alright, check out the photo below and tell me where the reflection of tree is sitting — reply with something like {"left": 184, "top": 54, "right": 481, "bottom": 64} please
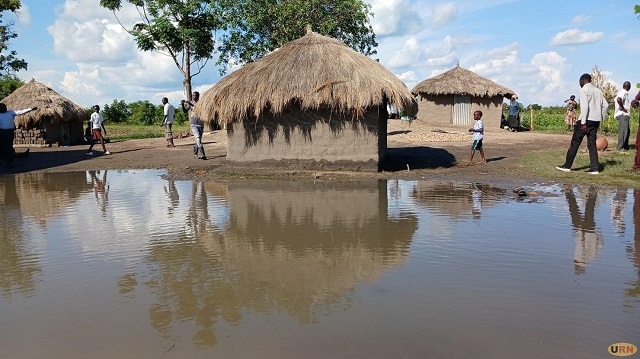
{"left": 0, "top": 176, "right": 41, "bottom": 298}
{"left": 565, "top": 186, "right": 603, "bottom": 275}
{"left": 133, "top": 180, "right": 417, "bottom": 349}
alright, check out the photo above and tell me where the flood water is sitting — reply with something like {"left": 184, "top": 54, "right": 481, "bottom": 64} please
{"left": 1, "top": 170, "right": 639, "bottom": 359}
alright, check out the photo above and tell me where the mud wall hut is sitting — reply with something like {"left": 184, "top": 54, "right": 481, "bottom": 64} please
{"left": 411, "top": 66, "right": 515, "bottom": 127}
{"left": 194, "top": 30, "right": 417, "bottom": 172}
{"left": 1, "top": 79, "right": 89, "bottom": 146}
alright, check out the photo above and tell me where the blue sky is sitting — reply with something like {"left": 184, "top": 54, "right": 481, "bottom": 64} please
{"left": 6, "top": 0, "right": 640, "bottom": 108}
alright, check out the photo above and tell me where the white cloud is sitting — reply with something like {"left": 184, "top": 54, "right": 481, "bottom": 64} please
{"left": 550, "top": 29, "right": 604, "bottom": 45}
{"left": 368, "top": 0, "right": 422, "bottom": 37}
{"left": 428, "top": 3, "right": 458, "bottom": 29}
{"left": 572, "top": 15, "right": 590, "bottom": 23}
{"left": 15, "top": 4, "right": 30, "bottom": 25}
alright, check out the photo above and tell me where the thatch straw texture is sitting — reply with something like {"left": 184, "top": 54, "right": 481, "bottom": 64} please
{"left": 411, "top": 65, "right": 515, "bottom": 98}
{"left": 1, "top": 79, "right": 88, "bottom": 128}
{"left": 195, "top": 30, "right": 417, "bottom": 125}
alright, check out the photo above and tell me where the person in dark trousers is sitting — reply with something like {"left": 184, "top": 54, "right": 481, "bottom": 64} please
{"left": 181, "top": 91, "right": 206, "bottom": 160}
{"left": 0, "top": 103, "right": 37, "bottom": 168}
{"left": 556, "top": 73, "right": 608, "bottom": 175}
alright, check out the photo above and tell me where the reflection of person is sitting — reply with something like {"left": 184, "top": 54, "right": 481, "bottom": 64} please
{"left": 90, "top": 170, "right": 109, "bottom": 215}
{"left": 614, "top": 81, "right": 631, "bottom": 152}
{"left": 556, "top": 73, "right": 608, "bottom": 175}
{"left": 471, "top": 188, "right": 482, "bottom": 219}
{"left": 181, "top": 91, "right": 206, "bottom": 160}
{"left": 0, "top": 103, "right": 37, "bottom": 168}
{"left": 564, "top": 95, "right": 578, "bottom": 131}
{"left": 161, "top": 97, "right": 176, "bottom": 148}
{"left": 506, "top": 95, "right": 521, "bottom": 132}
{"left": 611, "top": 188, "right": 627, "bottom": 235}
{"left": 165, "top": 179, "right": 180, "bottom": 215}
{"left": 86, "top": 105, "right": 111, "bottom": 156}
{"left": 468, "top": 110, "right": 486, "bottom": 164}
{"left": 565, "top": 186, "right": 603, "bottom": 274}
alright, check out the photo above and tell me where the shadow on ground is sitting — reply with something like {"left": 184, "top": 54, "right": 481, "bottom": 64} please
{"left": 0, "top": 148, "right": 101, "bottom": 175}
{"left": 383, "top": 146, "right": 457, "bottom": 171}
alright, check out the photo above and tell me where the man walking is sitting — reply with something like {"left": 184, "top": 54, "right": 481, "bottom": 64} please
{"left": 615, "top": 81, "right": 631, "bottom": 152}
{"left": 181, "top": 91, "right": 206, "bottom": 160}
{"left": 556, "top": 73, "right": 608, "bottom": 175}
{"left": 161, "top": 97, "right": 176, "bottom": 147}
{"left": 86, "top": 105, "right": 110, "bottom": 156}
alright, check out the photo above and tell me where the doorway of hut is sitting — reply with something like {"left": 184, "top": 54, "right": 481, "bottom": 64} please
{"left": 453, "top": 95, "right": 471, "bottom": 126}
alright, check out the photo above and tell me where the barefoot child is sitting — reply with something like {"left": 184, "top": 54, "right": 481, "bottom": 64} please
{"left": 469, "top": 110, "right": 486, "bottom": 164}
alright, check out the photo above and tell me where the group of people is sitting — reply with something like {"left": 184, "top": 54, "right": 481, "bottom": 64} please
{"left": 84, "top": 90, "right": 208, "bottom": 160}
{"left": 556, "top": 73, "right": 640, "bottom": 175}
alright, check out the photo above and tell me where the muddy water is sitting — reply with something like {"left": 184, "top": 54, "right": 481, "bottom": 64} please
{"left": 1, "top": 171, "right": 639, "bottom": 359}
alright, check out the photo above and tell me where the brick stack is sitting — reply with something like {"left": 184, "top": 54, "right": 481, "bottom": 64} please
{"left": 13, "top": 128, "right": 50, "bottom": 147}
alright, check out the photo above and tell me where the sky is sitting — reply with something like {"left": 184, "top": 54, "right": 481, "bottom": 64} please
{"left": 6, "top": 0, "right": 640, "bottom": 109}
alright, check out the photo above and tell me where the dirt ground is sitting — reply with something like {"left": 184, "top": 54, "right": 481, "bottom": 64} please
{"left": 2, "top": 119, "right": 574, "bottom": 186}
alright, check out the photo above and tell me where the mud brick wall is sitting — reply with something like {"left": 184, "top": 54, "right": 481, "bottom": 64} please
{"left": 13, "top": 128, "right": 49, "bottom": 146}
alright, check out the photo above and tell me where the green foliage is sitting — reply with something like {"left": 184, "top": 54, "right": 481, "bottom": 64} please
{"left": 520, "top": 105, "right": 640, "bottom": 135}
{"left": 216, "top": 0, "right": 377, "bottom": 71}
{"left": 0, "top": 73, "right": 23, "bottom": 98}
{"left": 635, "top": 4, "right": 640, "bottom": 17}
{"left": 102, "top": 99, "right": 130, "bottom": 123}
{"left": 0, "top": 0, "right": 27, "bottom": 75}
{"left": 99, "top": 0, "right": 223, "bottom": 98}
{"left": 128, "top": 100, "right": 161, "bottom": 125}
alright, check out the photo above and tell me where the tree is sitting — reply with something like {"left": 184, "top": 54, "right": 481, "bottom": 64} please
{"left": 99, "top": 0, "right": 223, "bottom": 101}
{"left": 0, "top": 73, "right": 23, "bottom": 98}
{"left": 216, "top": 0, "right": 377, "bottom": 70}
{"left": 635, "top": 4, "right": 640, "bottom": 18}
{"left": 0, "top": 0, "right": 27, "bottom": 75}
{"left": 128, "top": 100, "right": 161, "bottom": 125}
{"left": 102, "top": 99, "right": 130, "bottom": 123}
{"left": 590, "top": 65, "right": 618, "bottom": 104}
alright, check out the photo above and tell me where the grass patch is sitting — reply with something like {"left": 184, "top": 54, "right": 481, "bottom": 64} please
{"left": 522, "top": 147, "right": 640, "bottom": 188}
{"left": 105, "top": 123, "right": 192, "bottom": 141}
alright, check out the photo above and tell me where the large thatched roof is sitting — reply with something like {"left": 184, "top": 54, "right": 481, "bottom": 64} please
{"left": 195, "top": 30, "right": 418, "bottom": 125}
{"left": 411, "top": 65, "right": 515, "bottom": 98}
{"left": 1, "top": 79, "right": 88, "bottom": 128}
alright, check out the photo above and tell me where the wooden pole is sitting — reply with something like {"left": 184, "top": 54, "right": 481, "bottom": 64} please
{"left": 530, "top": 106, "right": 534, "bottom": 131}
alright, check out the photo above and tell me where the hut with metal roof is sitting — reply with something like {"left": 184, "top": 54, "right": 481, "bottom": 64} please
{"left": 195, "top": 29, "right": 417, "bottom": 171}
{"left": 411, "top": 66, "right": 515, "bottom": 126}
{"left": 1, "top": 79, "right": 89, "bottom": 146}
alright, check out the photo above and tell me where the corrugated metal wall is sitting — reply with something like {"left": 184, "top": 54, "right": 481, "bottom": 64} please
{"left": 453, "top": 95, "right": 471, "bottom": 126}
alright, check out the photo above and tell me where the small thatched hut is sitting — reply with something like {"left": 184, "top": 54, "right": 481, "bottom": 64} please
{"left": 411, "top": 66, "right": 515, "bottom": 126}
{"left": 1, "top": 79, "right": 89, "bottom": 146}
{"left": 195, "top": 29, "right": 417, "bottom": 171}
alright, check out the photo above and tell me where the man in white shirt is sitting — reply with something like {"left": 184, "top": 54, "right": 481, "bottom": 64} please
{"left": 86, "top": 105, "right": 110, "bottom": 156}
{"left": 161, "top": 97, "right": 176, "bottom": 147}
{"left": 556, "top": 73, "right": 608, "bottom": 175}
{"left": 614, "top": 81, "right": 631, "bottom": 152}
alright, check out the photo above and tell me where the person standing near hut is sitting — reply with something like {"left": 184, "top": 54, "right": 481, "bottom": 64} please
{"left": 614, "top": 81, "right": 632, "bottom": 152}
{"left": 468, "top": 110, "right": 486, "bottom": 164}
{"left": 181, "top": 91, "right": 206, "bottom": 160}
{"left": 556, "top": 73, "right": 608, "bottom": 175}
{"left": 564, "top": 95, "right": 578, "bottom": 131}
{"left": 86, "top": 105, "right": 111, "bottom": 156}
{"left": 160, "top": 97, "right": 176, "bottom": 147}
{"left": 0, "top": 103, "right": 37, "bottom": 168}
{"left": 632, "top": 92, "right": 640, "bottom": 171}
{"left": 506, "top": 95, "right": 522, "bottom": 132}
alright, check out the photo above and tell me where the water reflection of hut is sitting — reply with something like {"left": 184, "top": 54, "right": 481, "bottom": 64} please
{"left": 141, "top": 180, "right": 418, "bottom": 346}
{"left": 411, "top": 181, "right": 506, "bottom": 219}
{"left": 1, "top": 79, "right": 89, "bottom": 146}
{"left": 194, "top": 30, "right": 418, "bottom": 171}
{"left": 411, "top": 66, "right": 515, "bottom": 126}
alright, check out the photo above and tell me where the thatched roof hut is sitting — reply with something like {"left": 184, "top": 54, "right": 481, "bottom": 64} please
{"left": 195, "top": 30, "right": 417, "bottom": 171}
{"left": 411, "top": 65, "right": 516, "bottom": 126}
{"left": 2, "top": 79, "right": 89, "bottom": 145}
{"left": 195, "top": 30, "right": 417, "bottom": 125}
